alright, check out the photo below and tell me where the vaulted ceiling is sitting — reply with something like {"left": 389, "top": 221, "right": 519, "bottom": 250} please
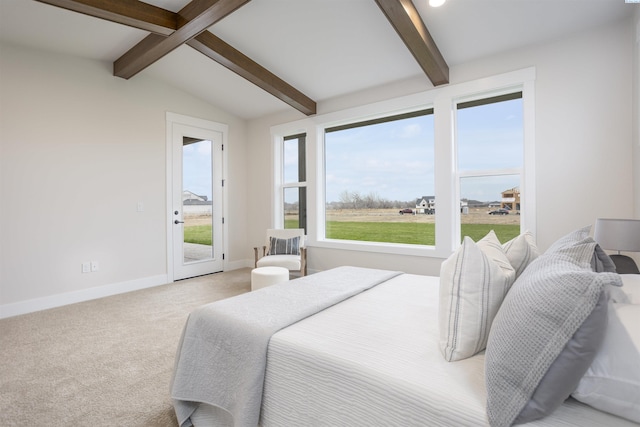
{"left": 0, "top": 0, "right": 632, "bottom": 119}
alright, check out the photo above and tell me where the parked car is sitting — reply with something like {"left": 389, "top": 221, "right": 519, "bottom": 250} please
{"left": 488, "top": 208, "right": 510, "bottom": 215}
{"left": 399, "top": 208, "right": 413, "bottom": 214}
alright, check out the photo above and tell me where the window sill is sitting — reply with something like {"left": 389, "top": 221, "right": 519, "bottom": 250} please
{"left": 309, "top": 239, "right": 450, "bottom": 258}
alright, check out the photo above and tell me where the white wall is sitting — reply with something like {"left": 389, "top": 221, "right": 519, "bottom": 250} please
{"left": 454, "top": 19, "right": 634, "bottom": 250}
{"left": 0, "top": 43, "right": 248, "bottom": 315}
{"left": 633, "top": 8, "right": 640, "bottom": 268}
{"left": 247, "top": 18, "right": 636, "bottom": 276}
{"left": 634, "top": 8, "right": 640, "bottom": 219}
{"left": 1, "top": 15, "right": 636, "bottom": 315}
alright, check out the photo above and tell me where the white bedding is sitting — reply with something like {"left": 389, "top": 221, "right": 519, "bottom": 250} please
{"left": 173, "top": 267, "right": 400, "bottom": 427}
{"left": 259, "top": 273, "right": 637, "bottom": 427}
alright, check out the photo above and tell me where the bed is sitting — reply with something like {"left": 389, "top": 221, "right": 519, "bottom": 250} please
{"left": 171, "top": 229, "right": 640, "bottom": 427}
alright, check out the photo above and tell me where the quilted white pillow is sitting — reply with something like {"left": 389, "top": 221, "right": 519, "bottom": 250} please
{"left": 502, "top": 230, "right": 539, "bottom": 278}
{"left": 572, "top": 302, "right": 640, "bottom": 423}
{"left": 439, "top": 230, "right": 516, "bottom": 362}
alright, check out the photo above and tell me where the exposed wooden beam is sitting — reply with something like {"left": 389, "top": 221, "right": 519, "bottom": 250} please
{"left": 189, "top": 32, "right": 316, "bottom": 116}
{"left": 35, "top": 0, "right": 177, "bottom": 35}
{"left": 374, "top": 0, "right": 449, "bottom": 86}
{"left": 114, "top": 0, "right": 251, "bottom": 79}
{"left": 36, "top": 0, "right": 317, "bottom": 115}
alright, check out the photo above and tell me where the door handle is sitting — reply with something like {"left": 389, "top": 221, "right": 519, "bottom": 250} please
{"left": 174, "top": 220, "right": 184, "bottom": 224}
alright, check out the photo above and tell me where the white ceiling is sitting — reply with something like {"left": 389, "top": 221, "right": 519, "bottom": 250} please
{"left": 0, "top": 0, "right": 633, "bottom": 119}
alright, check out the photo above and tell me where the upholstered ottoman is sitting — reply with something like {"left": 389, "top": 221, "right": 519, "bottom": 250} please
{"left": 251, "top": 266, "right": 289, "bottom": 291}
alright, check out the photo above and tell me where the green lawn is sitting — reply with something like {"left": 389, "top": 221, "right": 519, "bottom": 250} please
{"left": 275, "top": 219, "right": 522, "bottom": 246}
{"left": 309, "top": 221, "right": 520, "bottom": 245}
{"left": 325, "top": 221, "right": 434, "bottom": 245}
{"left": 459, "top": 224, "right": 521, "bottom": 243}
{"left": 184, "top": 225, "right": 212, "bottom": 246}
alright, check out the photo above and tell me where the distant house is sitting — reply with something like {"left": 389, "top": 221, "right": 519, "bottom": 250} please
{"left": 183, "top": 190, "right": 212, "bottom": 215}
{"left": 415, "top": 196, "right": 467, "bottom": 214}
{"left": 183, "top": 190, "right": 209, "bottom": 204}
{"left": 501, "top": 187, "right": 520, "bottom": 211}
{"left": 415, "top": 196, "right": 435, "bottom": 214}
{"left": 460, "top": 200, "right": 469, "bottom": 214}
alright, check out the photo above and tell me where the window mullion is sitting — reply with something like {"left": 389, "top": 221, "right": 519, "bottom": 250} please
{"left": 458, "top": 168, "right": 522, "bottom": 179}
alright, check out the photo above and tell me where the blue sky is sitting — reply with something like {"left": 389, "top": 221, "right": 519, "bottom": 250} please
{"left": 321, "top": 98, "right": 523, "bottom": 204}
{"left": 457, "top": 99, "right": 523, "bottom": 172}
{"left": 324, "top": 115, "right": 434, "bottom": 203}
{"left": 183, "top": 140, "right": 212, "bottom": 199}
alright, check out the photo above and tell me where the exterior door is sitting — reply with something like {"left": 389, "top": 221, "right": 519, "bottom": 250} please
{"left": 170, "top": 121, "right": 224, "bottom": 280}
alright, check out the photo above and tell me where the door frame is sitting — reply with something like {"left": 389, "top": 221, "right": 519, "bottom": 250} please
{"left": 166, "top": 112, "right": 228, "bottom": 282}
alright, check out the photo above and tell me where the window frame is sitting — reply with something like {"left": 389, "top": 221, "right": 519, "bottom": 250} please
{"left": 282, "top": 133, "right": 307, "bottom": 232}
{"left": 322, "top": 107, "right": 436, "bottom": 249}
{"left": 453, "top": 89, "right": 526, "bottom": 245}
{"left": 272, "top": 130, "right": 308, "bottom": 230}
{"left": 271, "top": 67, "right": 536, "bottom": 259}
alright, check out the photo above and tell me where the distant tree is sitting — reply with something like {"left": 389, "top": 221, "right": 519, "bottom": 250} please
{"left": 338, "top": 190, "right": 352, "bottom": 208}
{"left": 334, "top": 190, "right": 417, "bottom": 209}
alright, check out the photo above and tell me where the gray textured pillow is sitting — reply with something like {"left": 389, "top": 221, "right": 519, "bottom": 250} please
{"left": 591, "top": 244, "right": 617, "bottom": 273}
{"left": 514, "top": 289, "right": 608, "bottom": 423}
{"left": 485, "top": 231, "right": 622, "bottom": 427}
{"left": 544, "top": 225, "right": 591, "bottom": 253}
{"left": 268, "top": 236, "right": 300, "bottom": 255}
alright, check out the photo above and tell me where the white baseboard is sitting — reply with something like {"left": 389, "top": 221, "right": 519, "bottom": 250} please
{"left": 0, "top": 263, "right": 259, "bottom": 319}
{"left": 0, "top": 274, "right": 168, "bottom": 319}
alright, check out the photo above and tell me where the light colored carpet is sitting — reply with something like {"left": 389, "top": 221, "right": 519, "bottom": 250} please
{"left": 0, "top": 269, "right": 251, "bottom": 426}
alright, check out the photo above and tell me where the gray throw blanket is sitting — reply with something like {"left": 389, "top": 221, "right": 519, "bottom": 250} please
{"left": 171, "top": 266, "right": 401, "bottom": 427}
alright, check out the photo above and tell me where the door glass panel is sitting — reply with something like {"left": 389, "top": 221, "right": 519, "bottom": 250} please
{"left": 182, "top": 137, "right": 213, "bottom": 263}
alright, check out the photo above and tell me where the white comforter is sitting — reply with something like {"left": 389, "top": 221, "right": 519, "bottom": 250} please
{"left": 258, "top": 273, "right": 637, "bottom": 426}
{"left": 173, "top": 266, "right": 401, "bottom": 427}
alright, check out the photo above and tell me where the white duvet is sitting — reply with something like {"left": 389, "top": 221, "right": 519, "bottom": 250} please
{"left": 259, "top": 274, "right": 637, "bottom": 427}
{"left": 190, "top": 272, "right": 637, "bottom": 426}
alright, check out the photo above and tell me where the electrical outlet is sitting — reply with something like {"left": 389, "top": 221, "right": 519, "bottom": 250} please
{"left": 91, "top": 261, "right": 99, "bottom": 272}
{"left": 82, "top": 262, "right": 91, "bottom": 273}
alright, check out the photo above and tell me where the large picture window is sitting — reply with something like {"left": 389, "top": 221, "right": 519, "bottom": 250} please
{"left": 324, "top": 110, "right": 435, "bottom": 245}
{"left": 272, "top": 68, "right": 535, "bottom": 258}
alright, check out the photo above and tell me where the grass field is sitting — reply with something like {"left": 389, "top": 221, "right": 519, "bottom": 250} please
{"left": 184, "top": 208, "right": 521, "bottom": 247}
{"left": 302, "top": 221, "right": 519, "bottom": 245}
{"left": 289, "top": 207, "right": 521, "bottom": 245}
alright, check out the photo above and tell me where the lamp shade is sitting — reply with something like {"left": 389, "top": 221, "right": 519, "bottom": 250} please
{"left": 593, "top": 218, "right": 640, "bottom": 252}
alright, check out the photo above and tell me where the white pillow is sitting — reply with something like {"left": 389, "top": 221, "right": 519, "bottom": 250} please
{"left": 620, "top": 274, "right": 640, "bottom": 304}
{"left": 572, "top": 302, "right": 640, "bottom": 423}
{"left": 439, "top": 230, "right": 516, "bottom": 362}
{"left": 502, "top": 230, "right": 539, "bottom": 278}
